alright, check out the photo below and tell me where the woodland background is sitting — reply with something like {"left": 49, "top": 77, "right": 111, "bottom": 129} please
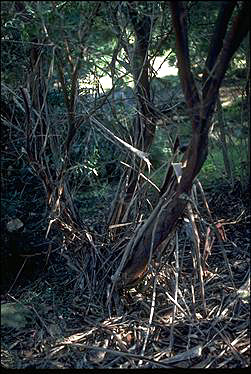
{"left": 1, "top": 1, "right": 250, "bottom": 368}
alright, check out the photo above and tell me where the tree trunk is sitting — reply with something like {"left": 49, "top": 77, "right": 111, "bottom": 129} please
{"left": 112, "top": 1, "right": 249, "bottom": 289}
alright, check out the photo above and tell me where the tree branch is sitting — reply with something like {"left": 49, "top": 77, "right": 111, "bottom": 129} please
{"left": 203, "top": 1, "right": 250, "bottom": 120}
{"left": 169, "top": 1, "right": 200, "bottom": 115}
{"left": 202, "top": 1, "right": 237, "bottom": 98}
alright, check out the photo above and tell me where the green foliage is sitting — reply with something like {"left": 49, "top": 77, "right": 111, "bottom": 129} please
{"left": 187, "top": 1, "right": 220, "bottom": 67}
{"left": 198, "top": 143, "right": 246, "bottom": 187}
{"left": 149, "top": 127, "right": 172, "bottom": 169}
{"left": 47, "top": 90, "right": 65, "bottom": 107}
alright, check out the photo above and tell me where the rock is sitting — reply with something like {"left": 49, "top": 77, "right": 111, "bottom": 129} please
{"left": 1, "top": 302, "right": 33, "bottom": 329}
{"left": 6, "top": 218, "right": 24, "bottom": 233}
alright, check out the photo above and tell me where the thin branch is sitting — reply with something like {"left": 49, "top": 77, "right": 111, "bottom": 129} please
{"left": 202, "top": 1, "right": 237, "bottom": 98}
{"left": 202, "top": 1, "right": 250, "bottom": 120}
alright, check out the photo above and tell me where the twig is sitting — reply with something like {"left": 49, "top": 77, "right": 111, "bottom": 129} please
{"left": 169, "top": 231, "right": 180, "bottom": 352}
{"left": 139, "top": 273, "right": 158, "bottom": 365}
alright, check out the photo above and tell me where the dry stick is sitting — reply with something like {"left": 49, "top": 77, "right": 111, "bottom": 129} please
{"left": 38, "top": 47, "right": 56, "bottom": 157}
{"left": 213, "top": 229, "right": 236, "bottom": 289}
{"left": 52, "top": 342, "right": 175, "bottom": 368}
{"left": 195, "top": 178, "right": 213, "bottom": 220}
{"left": 113, "top": 159, "right": 161, "bottom": 221}
{"left": 186, "top": 322, "right": 194, "bottom": 352}
{"left": 7, "top": 258, "right": 28, "bottom": 294}
{"left": 30, "top": 49, "right": 46, "bottom": 139}
{"left": 187, "top": 202, "right": 207, "bottom": 316}
{"left": 91, "top": 116, "right": 151, "bottom": 170}
{"left": 168, "top": 231, "right": 180, "bottom": 352}
{"left": 147, "top": 193, "right": 174, "bottom": 270}
{"left": 177, "top": 280, "right": 192, "bottom": 318}
{"left": 107, "top": 240, "right": 137, "bottom": 305}
{"left": 121, "top": 166, "right": 141, "bottom": 224}
{"left": 179, "top": 231, "right": 187, "bottom": 277}
{"left": 215, "top": 327, "right": 246, "bottom": 363}
{"left": 31, "top": 306, "right": 54, "bottom": 337}
{"left": 164, "top": 290, "right": 187, "bottom": 317}
{"left": 187, "top": 214, "right": 197, "bottom": 319}
{"left": 196, "top": 179, "right": 236, "bottom": 289}
{"left": 138, "top": 273, "right": 158, "bottom": 366}
{"left": 204, "top": 316, "right": 247, "bottom": 367}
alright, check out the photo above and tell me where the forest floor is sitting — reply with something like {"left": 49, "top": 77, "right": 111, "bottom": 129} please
{"left": 1, "top": 178, "right": 250, "bottom": 369}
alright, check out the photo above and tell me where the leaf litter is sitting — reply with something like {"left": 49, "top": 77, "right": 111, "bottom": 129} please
{"left": 1, "top": 182, "right": 250, "bottom": 369}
